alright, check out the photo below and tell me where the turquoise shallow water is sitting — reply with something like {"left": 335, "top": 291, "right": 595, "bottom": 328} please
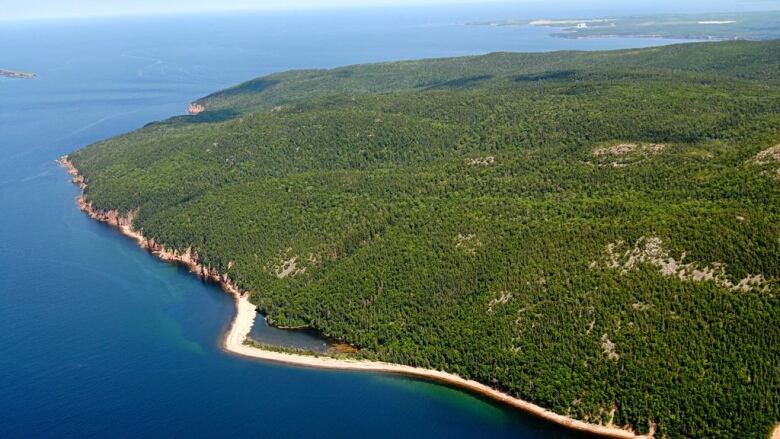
{"left": 0, "top": 6, "right": 701, "bottom": 438}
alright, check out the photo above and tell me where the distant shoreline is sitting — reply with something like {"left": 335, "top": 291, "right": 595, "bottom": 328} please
{"left": 466, "top": 22, "right": 739, "bottom": 42}
{"left": 466, "top": 10, "right": 780, "bottom": 42}
{"left": 60, "top": 154, "right": 653, "bottom": 439}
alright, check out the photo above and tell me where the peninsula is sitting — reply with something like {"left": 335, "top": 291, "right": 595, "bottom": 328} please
{"left": 0, "top": 69, "right": 36, "bottom": 79}
{"left": 64, "top": 40, "right": 779, "bottom": 438}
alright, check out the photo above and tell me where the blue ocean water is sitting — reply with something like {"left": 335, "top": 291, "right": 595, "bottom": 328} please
{"left": 0, "top": 5, "right": 725, "bottom": 438}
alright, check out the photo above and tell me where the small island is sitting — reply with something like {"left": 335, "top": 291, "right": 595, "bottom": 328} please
{"left": 0, "top": 69, "right": 36, "bottom": 79}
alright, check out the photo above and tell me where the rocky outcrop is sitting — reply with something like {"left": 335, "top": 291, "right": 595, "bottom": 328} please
{"left": 603, "top": 236, "right": 772, "bottom": 293}
{"left": 751, "top": 144, "right": 780, "bottom": 179}
{"left": 60, "top": 157, "right": 86, "bottom": 189}
{"left": 188, "top": 103, "right": 206, "bottom": 115}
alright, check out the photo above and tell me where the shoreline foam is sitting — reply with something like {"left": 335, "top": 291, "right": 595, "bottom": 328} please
{"left": 59, "top": 155, "right": 653, "bottom": 439}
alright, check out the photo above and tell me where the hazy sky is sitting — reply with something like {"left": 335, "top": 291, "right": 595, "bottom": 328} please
{"left": 2, "top": 0, "right": 779, "bottom": 21}
{"left": 0, "top": 0, "right": 524, "bottom": 20}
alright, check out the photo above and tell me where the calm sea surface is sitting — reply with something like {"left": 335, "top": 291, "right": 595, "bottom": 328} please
{"left": 0, "top": 5, "right": 709, "bottom": 438}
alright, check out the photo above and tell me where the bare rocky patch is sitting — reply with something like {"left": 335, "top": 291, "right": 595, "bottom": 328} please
{"left": 603, "top": 236, "right": 772, "bottom": 292}
{"left": 591, "top": 142, "right": 667, "bottom": 168}
{"left": 456, "top": 233, "right": 482, "bottom": 255}
{"left": 632, "top": 302, "right": 653, "bottom": 311}
{"left": 276, "top": 257, "right": 301, "bottom": 278}
{"left": 753, "top": 144, "right": 780, "bottom": 165}
{"left": 585, "top": 319, "right": 596, "bottom": 335}
{"left": 268, "top": 250, "right": 307, "bottom": 279}
{"left": 467, "top": 156, "right": 495, "bottom": 166}
{"left": 307, "top": 253, "right": 321, "bottom": 266}
{"left": 751, "top": 144, "right": 780, "bottom": 179}
{"left": 487, "top": 291, "right": 513, "bottom": 313}
{"left": 601, "top": 333, "right": 619, "bottom": 360}
{"left": 593, "top": 143, "right": 638, "bottom": 156}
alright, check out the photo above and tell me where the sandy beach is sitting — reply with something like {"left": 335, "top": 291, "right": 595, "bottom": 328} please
{"left": 61, "top": 154, "right": 653, "bottom": 439}
{"left": 223, "top": 293, "right": 652, "bottom": 439}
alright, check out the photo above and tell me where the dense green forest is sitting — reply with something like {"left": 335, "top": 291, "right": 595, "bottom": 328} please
{"left": 69, "top": 40, "right": 779, "bottom": 438}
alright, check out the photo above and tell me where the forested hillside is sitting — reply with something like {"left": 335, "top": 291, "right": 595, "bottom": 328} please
{"left": 68, "top": 40, "right": 780, "bottom": 438}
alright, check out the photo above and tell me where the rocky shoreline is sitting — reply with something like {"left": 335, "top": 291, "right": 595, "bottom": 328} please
{"left": 59, "top": 155, "right": 248, "bottom": 299}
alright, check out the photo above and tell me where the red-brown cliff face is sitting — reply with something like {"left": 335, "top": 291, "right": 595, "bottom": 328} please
{"left": 59, "top": 155, "right": 244, "bottom": 296}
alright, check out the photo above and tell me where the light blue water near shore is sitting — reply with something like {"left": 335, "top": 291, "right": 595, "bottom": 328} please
{"left": 0, "top": 6, "right": 712, "bottom": 438}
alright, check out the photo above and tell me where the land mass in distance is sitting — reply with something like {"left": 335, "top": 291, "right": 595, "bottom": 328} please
{"left": 469, "top": 11, "right": 780, "bottom": 41}
{"left": 0, "top": 69, "right": 36, "bottom": 79}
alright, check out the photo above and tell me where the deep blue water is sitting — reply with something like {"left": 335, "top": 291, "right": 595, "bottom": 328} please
{"left": 0, "top": 6, "right": 713, "bottom": 438}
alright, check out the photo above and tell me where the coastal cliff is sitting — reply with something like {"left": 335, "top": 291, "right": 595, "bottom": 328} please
{"left": 60, "top": 155, "right": 247, "bottom": 299}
